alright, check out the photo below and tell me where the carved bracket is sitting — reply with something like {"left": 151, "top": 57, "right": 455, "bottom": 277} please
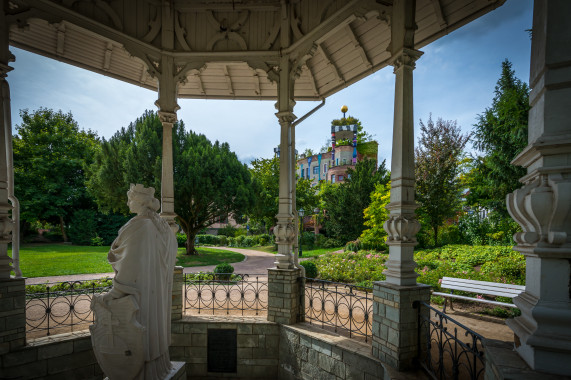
{"left": 389, "top": 48, "right": 423, "bottom": 73}
{"left": 383, "top": 215, "right": 421, "bottom": 244}
{"left": 507, "top": 175, "right": 571, "bottom": 248}
{"left": 274, "top": 221, "right": 295, "bottom": 244}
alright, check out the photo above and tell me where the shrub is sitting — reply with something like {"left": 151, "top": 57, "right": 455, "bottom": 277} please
{"left": 96, "top": 213, "right": 129, "bottom": 245}
{"left": 218, "top": 235, "right": 228, "bottom": 246}
{"left": 91, "top": 235, "right": 104, "bottom": 246}
{"left": 176, "top": 233, "right": 187, "bottom": 247}
{"left": 322, "top": 238, "right": 342, "bottom": 248}
{"left": 300, "top": 260, "right": 318, "bottom": 278}
{"left": 235, "top": 235, "right": 245, "bottom": 246}
{"left": 344, "top": 240, "right": 361, "bottom": 252}
{"left": 301, "top": 232, "right": 316, "bottom": 249}
{"left": 258, "top": 234, "right": 271, "bottom": 246}
{"left": 213, "top": 263, "right": 234, "bottom": 280}
{"left": 197, "top": 234, "right": 221, "bottom": 245}
{"left": 217, "top": 225, "right": 237, "bottom": 237}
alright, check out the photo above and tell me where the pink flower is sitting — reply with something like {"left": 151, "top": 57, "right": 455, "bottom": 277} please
{"left": 438, "top": 279, "right": 442, "bottom": 284}
{"left": 477, "top": 295, "right": 484, "bottom": 300}
{"left": 366, "top": 254, "right": 372, "bottom": 259}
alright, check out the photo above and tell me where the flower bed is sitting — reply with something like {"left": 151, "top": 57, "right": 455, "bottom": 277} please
{"left": 313, "top": 245, "right": 525, "bottom": 290}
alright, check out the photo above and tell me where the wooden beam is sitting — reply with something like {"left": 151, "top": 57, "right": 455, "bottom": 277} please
{"left": 222, "top": 65, "right": 234, "bottom": 95}
{"left": 103, "top": 42, "right": 113, "bottom": 71}
{"left": 317, "top": 43, "right": 344, "bottom": 84}
{"left": 430, "top": 0, "right": 447, "bottom": 29}
{"left": 56, "top": 23, "right": 65, "bottom": 56}
{"left": 344, "top": 24, "right": 372, "bottom": 70}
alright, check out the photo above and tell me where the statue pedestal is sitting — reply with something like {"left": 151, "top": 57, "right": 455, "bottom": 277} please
{"left": 104, "top": 361, "right": 186, "bottom": 380}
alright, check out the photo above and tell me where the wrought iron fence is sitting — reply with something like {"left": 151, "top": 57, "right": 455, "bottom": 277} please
{"left": 302, "top": 278, "right": 373, "bottom": 342}
{"left": 183, "top": 273, "right": 268, "bottom": 316}
{"left": 415, "top": 301, "right": 486, "bottom": 380}
{"left": 26, "top": 279, "right": 112, "bottom": 337}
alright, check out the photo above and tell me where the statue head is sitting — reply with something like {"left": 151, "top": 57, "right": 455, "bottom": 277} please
{"left": 127, "top": 184, "right": 160, "bottom": 214}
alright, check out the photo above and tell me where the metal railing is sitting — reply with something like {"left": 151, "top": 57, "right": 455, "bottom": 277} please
{"left": 302, "top": 278, "right": 373, "bottom": 342}
{"left": 183, "top": 273, "right": 268, "bottom": 316}
{"left": 26, "top": 279, "right": 112, "bottom": 338}
{"left": 415, "top": 301, "right": 486, "bottom": 380}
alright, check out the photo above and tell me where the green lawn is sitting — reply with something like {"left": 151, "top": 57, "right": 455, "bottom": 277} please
{"left": 250, "top": 245, "right": 343, "bottom": 258}
{"left": 9, "top": 244, "right": 245, "bottom": 278}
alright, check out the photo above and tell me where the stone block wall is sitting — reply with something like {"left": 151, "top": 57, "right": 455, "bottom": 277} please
{"left": 0, "top": 278, "right": 26, "bottom": 354}
{"left": 372, "top": 282, "right": 431, "bottom": 371}
{"left": 170, "top": 317, "right": 280, "bottom": 379}
{"left": 268, "top": 268, "right": 301, "bottom": 325}
{"left": 279, "top": 324, "right": 386, "bottom": 380}
{"left": 0, "top": 331, "right": 101, "bottom": 379}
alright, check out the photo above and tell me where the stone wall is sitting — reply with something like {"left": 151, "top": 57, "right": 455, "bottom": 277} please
{"left": 279, "top": 324, "right": 386, "bottom": 380}
{"left": 170, "top": 316, "right": 280, "bottom": 379}
{"left": 0, "top": 331, "right": 101, "bottom": 379}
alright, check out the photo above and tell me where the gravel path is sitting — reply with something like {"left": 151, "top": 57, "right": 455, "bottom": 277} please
{"left": 24, "top": 247, "right": 277, "bottom": 285}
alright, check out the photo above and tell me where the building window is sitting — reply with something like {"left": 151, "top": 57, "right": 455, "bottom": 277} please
{"left": 313, "top": 166, "right": 319, "bottom": 174}
{"left": 343, "top": 158, "right": 347, "bottom": 165}
{"left": 323, "top": 164, "right": 327, "bottom": 172}
{"left": 338, "top": 175, "right": 344, "bottom": 181}
{"left": 331, "top": 175, "right": 335, "bottom": 183}
{"left": 336, "top": 158, "right": 339, "bottom": 166}
{"left": 301, "top": 169, "right": 304, "bottom": 178}
{"left": 306, "top": 168, "right": 309, "bottom": 178}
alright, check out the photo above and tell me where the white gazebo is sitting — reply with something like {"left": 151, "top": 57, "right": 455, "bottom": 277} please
{"left": 0, "top": 0, "right": 570, "bottom": 378}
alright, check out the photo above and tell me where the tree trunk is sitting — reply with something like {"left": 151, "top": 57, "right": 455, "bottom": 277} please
{"left": 59, "top": 215, "right": 68, "bottom": 242}
{"left": 185, "top": 231, "right": 197, "bottom": 255}
{"left": 433, "top": 225, "right": 439, "bottom": 247}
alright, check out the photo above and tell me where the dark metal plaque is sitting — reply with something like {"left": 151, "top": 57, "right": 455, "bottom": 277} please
{"left": 207, "top": 329, "right": 237, "bottom": 373}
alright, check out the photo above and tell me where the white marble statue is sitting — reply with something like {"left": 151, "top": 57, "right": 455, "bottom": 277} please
{"left": 90, "top": 184, "right": 177, "bottom": 380}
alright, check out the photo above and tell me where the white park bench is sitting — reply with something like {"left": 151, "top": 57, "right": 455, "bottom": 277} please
{"left": 432, "top": 277, "right": 525, "bottom": 313}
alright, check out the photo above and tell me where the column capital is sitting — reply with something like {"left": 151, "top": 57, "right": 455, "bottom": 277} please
{"left": 275, "top": 110, "right": 296, "bottom": 125}
{"left": 158, "top": 110, "right": 177, "bottom": 125}
{"left": 383, "top": 215, "right": 421, "bottom": 245}
{"left": 389, "top": 48, "right": 423, "bottom": 73}
{"left": 0, "top": 62, "right": 13, "bottom": 79}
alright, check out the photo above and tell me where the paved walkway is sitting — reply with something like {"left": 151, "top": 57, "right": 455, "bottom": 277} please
{"left": 25, "top": 247, "right": 277, "bottom": 285}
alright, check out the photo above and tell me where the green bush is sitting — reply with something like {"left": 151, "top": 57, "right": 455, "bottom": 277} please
{"left": 176, "top": 233, "right": 187, "bottom": 247}
{"left": 300, "top": 261, "right": 318, "bottom": 278}
{"left": 218, "top": 235, "right": 228, "bottom": 246}
{"left": 96, "top": 213, "right": 129, "bottom": 245}
{"left": 322, "top": 238, "right": 343, "bottom": 248}
{"left": 344, "top": 240, "right": 361, "bottom": 252}
{"left": 258, "top": 234, "right": 271, "bottom": 245}
{"left": 301, "top": 232, "right": 316, "bottom": 249}
{"left": 213, "top": 263, "right": 234, "bottom": 280}
{"left": 217, "top": 225, "right": 237, "bottom": 237}
{"left": 197, "top": 234, "right": 221, "bottom": 245}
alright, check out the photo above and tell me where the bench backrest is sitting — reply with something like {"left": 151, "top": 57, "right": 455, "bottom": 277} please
{"left": 440, "top": 277, "right": 525, "bottom": 298}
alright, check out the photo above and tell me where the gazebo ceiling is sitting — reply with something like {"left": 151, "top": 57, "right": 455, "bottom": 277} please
{"left": 6, "top": 0, "right": 505, "bottom": 100}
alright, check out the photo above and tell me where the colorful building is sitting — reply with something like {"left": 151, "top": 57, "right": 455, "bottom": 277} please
{"left": 296, "top": 123, "right": 378, "bottom": 184}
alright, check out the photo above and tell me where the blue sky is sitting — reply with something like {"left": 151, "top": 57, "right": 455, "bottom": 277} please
{"left": 8, "top": 0, "right": 532, "bottom": 167}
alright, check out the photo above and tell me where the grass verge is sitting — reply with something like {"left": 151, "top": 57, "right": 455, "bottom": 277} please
{"left": 9, "top": 244, "right": 245, "bottom": 278}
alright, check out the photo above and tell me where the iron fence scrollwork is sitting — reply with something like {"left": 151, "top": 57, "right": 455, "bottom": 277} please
{"left": 415, "top": 301, "right": 485, "bottom": 380}
{"left": 26, "top": 279, "right": 112, "bottom": 337}
{"left": 183, "top": 273, "right": 267, "bottom": 316}
{"left": 302, "top": 277, "right": 372, "bottom": 342}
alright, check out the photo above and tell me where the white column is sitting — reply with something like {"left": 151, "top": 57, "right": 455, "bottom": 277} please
{"left": 505, "top": 0, "right": 571, "bottom": 375}
{"left": 383, "top": 0, "right": 422, "bottom": 286}
{"left": 0, "top": 12, "right": 14, "bottom": 279}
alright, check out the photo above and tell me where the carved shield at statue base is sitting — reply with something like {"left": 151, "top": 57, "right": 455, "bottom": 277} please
{"left": 90, "top": 294, "right": 146, "bottom": 380}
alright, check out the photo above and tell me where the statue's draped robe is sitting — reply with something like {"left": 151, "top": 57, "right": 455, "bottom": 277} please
{"left": 91, "top": 212, "right": 177, "bottom": 380}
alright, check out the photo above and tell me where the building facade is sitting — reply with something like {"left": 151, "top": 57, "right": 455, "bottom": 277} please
{"left": 297, "top": 123, "right": 378, "bottom": 184}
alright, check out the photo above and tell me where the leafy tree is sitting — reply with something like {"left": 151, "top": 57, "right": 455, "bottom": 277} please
{"left": 415, "top": 116, "right": 469, "bottom": 247}
{"left": 14, "top": 108, "right": 99, "bottom": 241}
{"left": 359, "top": 182, "right": 391, "bottom": 250}
{"left": 247, "top": 156, "right": 318, "bottom": 232}
{"left": 88, "top": 111, "right": 256, "bottom": 254}
{"left": 321, "top": 158, "right": 389, "bottom": 243}
{"left": 468, "top": 59, "right": 529, "bottom": 215}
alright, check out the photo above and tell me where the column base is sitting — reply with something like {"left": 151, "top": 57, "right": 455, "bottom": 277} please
{"left": 372, "top": 281, "right": 430, "bottom": 371}
{"left": 267, "top": 268, "right": 301, "bottom": 325}
{"left": 506, "top": 292, "right": 571, "bottom": 376}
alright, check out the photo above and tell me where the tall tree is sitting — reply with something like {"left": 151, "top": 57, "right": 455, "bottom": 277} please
{"left": 14, "top": 108, "right": 99, "bottom": 241}
{"left": 359, "top": 182, "right": 391, "bottom": 250}
{"left": 247, "top": 156, "right": 318, "bottom": 232}
{"left": 88, "top": 111, "right": 256, "bottom": 254}
{"left": 415, "top": 116, "right": 469, "bottom": 246}
{"left": 468, "top": 59, "right": 530, "bottom": 214}
{"left": 321, "top": 158, "right": 389, "bottom": 243}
